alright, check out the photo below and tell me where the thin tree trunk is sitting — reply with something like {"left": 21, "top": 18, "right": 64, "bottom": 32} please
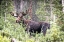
{"left": 62, "top": 0, "right": 64, "bottom": 12}
{"left": 13, "top": 0, "right": 25, "bottom": 13}
{"left": 32, "top": 0, "right": 39, "bottom": 21}
{"left": 50, "top": 0, "right": 54, "bottom": 21}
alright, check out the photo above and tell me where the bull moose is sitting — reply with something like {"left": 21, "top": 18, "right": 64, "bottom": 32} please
{"left": 10, "top": 10, "right": 50, "bottom": 36}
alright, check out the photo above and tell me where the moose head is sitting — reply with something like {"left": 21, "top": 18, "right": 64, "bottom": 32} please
{"left": 10, "top": 10, "right": 29, "bottom": 23}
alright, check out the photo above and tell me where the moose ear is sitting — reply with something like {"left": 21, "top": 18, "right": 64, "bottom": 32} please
{"left": 26, "top": 10, "right": 28, "bottom": 14}
{"left": 10, "top": 12, "right": 14, "bottom": 16}
{"left": 20, "top": 12, "right": 27, "bottom": 16}
{"left": 10, "top": 12, "right": 18, "bottom": 17}
{"left": 22, "top": 12, "right": 27, "bottom": 16}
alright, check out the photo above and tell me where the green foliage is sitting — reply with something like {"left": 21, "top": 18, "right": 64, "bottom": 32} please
{"left": 53, "top": 0, "right": 64, "bottom": 31}
{"left": 36, "top": 1, "right": 46, "bottom": 21}
{"left": 36, "top": 1, "right": 50, "bottom": 21}
{"left": 50, "top": 23, "right": 61, "bottom": 41}
{"left": 0, "top": 0, "right": 14, "bottom": 17}
{"left": 0, "top": 18, "right": 4, "bottom": 30}
{"left": 0, "top": 35, "right": 10, "bottom": 42}
{"left": 52, "top": 0, "right": 62, "bottom": 10}
{"left": 42, "top": 22, "right": 64, "bottom": 42}
{"left": 0, "top": 0, "right": 64, "bottom": 42}
{"left": 1, "top": 31, "right": 11, "bottom": 38}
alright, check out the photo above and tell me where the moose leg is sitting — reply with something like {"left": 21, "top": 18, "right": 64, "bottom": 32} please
{"left": 25, "top": 27, "right": 33, "bottom": 37}
{"left": 25, "top": 27, "right": 29, "bottom": 34}
{"left": 25, "top": 24, "right": 30, "bottom": 34}
{"left": 42, "top": 27, "right": 47, "bottom": 36}
{"left": 41, "top": 24, "right": 47, "bottom": 36}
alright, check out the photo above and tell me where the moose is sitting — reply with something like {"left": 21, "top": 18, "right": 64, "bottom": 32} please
{"left": 10, "top": 10, "right": 50, "bottom": 36}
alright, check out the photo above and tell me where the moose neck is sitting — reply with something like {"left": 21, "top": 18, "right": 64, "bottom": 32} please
{"left": 22, "top": 18, "right": 30, "bottom": 24}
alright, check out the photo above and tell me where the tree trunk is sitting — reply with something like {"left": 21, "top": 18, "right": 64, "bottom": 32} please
{"left": 62, "top": 0, "right": 64, "bottom": 12}
{"left": 13, "top": 0, "right": 28, "bottom": 13}
{"left": 12, "top": 0, "right": 39, "bottom": 21}
{"left": 32, "top": 0, "right": 39, "bottom": 21}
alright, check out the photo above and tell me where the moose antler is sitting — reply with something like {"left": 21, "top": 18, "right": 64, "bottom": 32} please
{"left": 20, "top": 9, "right": 29, "bottom": 16}
{"left": 10, "top": 12, "right": 19, "bottom": 17}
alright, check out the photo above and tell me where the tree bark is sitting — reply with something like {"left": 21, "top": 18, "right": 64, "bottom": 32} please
{"left": 62, "top": 0, "right": 64, "bottom": 12}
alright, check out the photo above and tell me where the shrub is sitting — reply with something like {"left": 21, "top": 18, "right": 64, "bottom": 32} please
{"left": 0, "top": 35, "right": 10, "bottom": 42}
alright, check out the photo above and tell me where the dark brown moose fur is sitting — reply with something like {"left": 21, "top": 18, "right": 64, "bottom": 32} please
{"left": 10, "top": 10, "right": 50, "bottom": 36}
{"left": 16, "top": 15, "right": 50, "bottom": 36}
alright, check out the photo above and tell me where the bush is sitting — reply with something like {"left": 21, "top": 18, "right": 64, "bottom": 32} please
{"left": 0, "top": 25, "right": 3, "bottom": 30}
{"left": 0, "top": 18, "right": 4, "bottom": 30}
{"left": 45, "top": 22, "right": 64, "bottom": 42}
{"left": 0, "top": 35, "right": 10, "bottom": 42}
